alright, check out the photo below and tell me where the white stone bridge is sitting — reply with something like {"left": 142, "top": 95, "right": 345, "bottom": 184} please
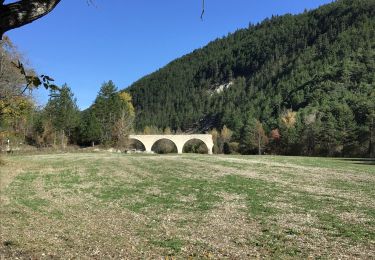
{"left": 129, "top": 134, "right": 214, "bottom": 154}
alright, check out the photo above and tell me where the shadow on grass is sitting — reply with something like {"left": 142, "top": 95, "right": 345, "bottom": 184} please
{"left": 336, "top": 158, "right": 375, "bottom": 166}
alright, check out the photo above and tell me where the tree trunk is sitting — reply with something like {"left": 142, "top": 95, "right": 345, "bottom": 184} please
{"left": 258, "top": 133, "right": 261, "bottom": 155}
{"left": 0, "top": 0, "right": 61, "bottom": 38}
{"left": 370, "top": 117, "right": 375, "bottom": 158}
{"left": 61, "top": 129, "right": 65, "bottom": 149}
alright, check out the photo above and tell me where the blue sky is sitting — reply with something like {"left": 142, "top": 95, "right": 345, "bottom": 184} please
{"left": 6, "top": 0, "right": 333, "bottom": 109}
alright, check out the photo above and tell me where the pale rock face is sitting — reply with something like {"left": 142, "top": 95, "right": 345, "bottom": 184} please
{"left": 207, "top": 82, "right": 233, "bottom": 96}
{"left": 215, "top": 82, "right": 233, "bottom": 94}
{"left": 129, "top": 134, "right": 214, "bottom": 154}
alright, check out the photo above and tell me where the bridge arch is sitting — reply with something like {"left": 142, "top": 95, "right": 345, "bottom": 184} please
{"left": 183, "top": 138, "right": 209, "bottom": 154}
{"left": 128, "top": 138, "right": 146, "bottom": 152}
{"left": 129, "top": 137, "right": 146, "bottom": 151}
{"left": 128, "top": 134, "right": 213, "bottom": 154}
{"left": 151, "top": 138, "right": 178, "bottom": 154}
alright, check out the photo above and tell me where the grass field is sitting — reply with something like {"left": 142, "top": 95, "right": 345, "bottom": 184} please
{"left": 0, "top": 153, "right": 374, "bottom": 259}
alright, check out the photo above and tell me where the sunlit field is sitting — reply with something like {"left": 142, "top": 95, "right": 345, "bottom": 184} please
{"left": 0, "top": 153, "right": 374, "bottom": 258}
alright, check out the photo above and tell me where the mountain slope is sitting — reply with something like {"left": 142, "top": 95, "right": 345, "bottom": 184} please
{"left": 126, "top": 0, "right": 375, "bottom": 157}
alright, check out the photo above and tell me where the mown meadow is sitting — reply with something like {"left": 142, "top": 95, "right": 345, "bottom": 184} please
{"left": 0, "top": 153, "right": 374, "bottom": 258}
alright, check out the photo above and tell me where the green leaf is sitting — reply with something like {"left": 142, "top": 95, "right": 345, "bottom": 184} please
{"left": 44, "top": 76, "right": 55, "bottom": 81}
{"left": 32, "top": 77, "right": 42, "bottom": 87}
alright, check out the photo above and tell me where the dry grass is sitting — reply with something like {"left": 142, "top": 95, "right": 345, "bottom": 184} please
{"left": 0, "top": 153, "right": 374, "bottom": 259}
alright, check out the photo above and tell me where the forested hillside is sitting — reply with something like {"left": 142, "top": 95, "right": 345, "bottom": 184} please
{"left": 127, "top": 0, "right": 375, "bottom": 157}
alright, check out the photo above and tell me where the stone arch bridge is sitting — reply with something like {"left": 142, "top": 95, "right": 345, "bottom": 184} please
{"left": 129, "top": 134, "right": 213, "bottom": 154}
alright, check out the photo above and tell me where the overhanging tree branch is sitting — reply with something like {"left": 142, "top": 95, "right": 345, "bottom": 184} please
{"left": 0, "top": 1, "right": 205, "bottom": 38}
{"left": 0, "top": 0, "right": 61, "bottom": 38}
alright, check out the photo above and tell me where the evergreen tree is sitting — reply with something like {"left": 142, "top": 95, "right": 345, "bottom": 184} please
{"left": 79, "top": 110, "right": 101, "bottom": 147}
{"left": 44, "top": 84, "right": 80, "bottom": 148}
{"left": 91, "top": 81, "right": 122, "bottom": 145}
{"left": 240, "top": 117, "right": 257, "bottom": 154}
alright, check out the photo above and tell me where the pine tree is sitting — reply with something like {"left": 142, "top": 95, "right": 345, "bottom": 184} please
{"left": 44, "top": 84, "right": 80, "bottom": 148}
{"left": 80, "top": 110, "right": 101, "bottom": 147}
{"left": 240, "top": 117, "right": 257, "bottom": 154}
{"left": 92, "top": 81, "right": 122, "bottom": 145}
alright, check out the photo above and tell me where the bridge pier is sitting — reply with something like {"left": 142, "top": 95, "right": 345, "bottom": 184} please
{"left": 143, "top": 142, "right": 153, "bottom": 153}
{"left": 177, "top": 144, "right": 183, "bottom": 154}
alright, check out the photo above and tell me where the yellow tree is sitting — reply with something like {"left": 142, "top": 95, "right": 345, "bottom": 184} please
{"left": 220, "top": 125, "right": 232, "bottom": 154}
{"left": 0, "top": 36, "right": 37, "bottom": 149}
{"left": 143, "top": 126, "right": 152, "bottom": 135}
{"left": 164, "top": 127, "right": 172, "bottom": 135}
{"left": 209, "top": 128, "right": 219, "bottom": 154}
{"left": 281, "top": 109, "right": 297, "bottom": 128}
{"left": 118, "top": 92, "right": 135, "bottom": 117}
{"left": 279, "top": 109, "right": 299, "bottom": 154}
{"left": 112, "top": 92, "right": 135, "bottom": 150}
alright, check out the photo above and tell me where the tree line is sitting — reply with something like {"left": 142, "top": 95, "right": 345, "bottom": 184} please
{"left": 0, "top": 38, "right": 135, "bottom": 150}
